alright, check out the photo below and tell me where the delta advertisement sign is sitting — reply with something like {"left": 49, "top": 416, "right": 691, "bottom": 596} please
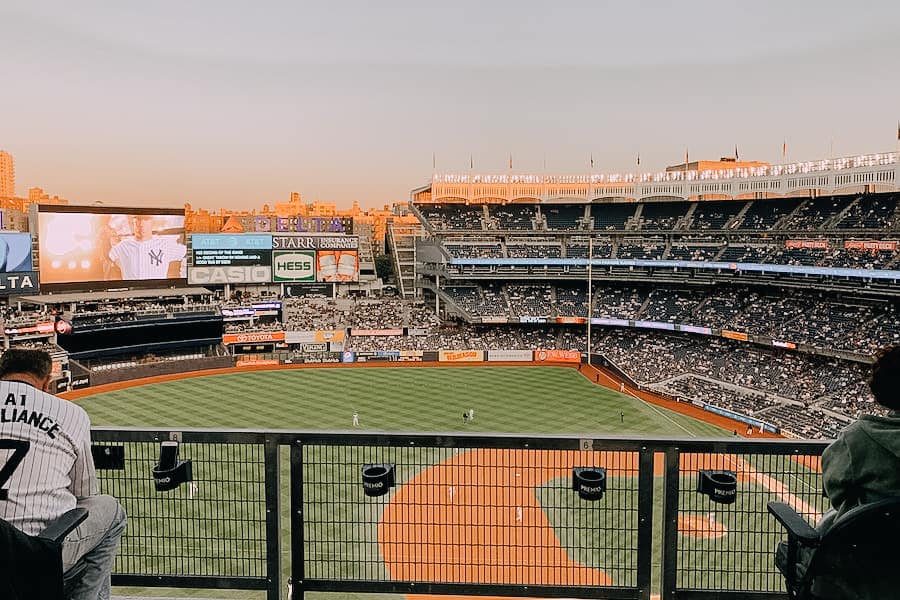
{"left": 0, "top": 233, "right": 39, "bottom": 296}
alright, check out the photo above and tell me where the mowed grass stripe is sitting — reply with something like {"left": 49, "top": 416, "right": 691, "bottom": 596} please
{"left": 78, "top": 366, "right": 728, "bottom": 436}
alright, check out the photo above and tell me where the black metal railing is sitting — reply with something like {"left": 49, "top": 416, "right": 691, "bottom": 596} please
{"left": 92, "top": 428, "right": 829, "bottom": 600}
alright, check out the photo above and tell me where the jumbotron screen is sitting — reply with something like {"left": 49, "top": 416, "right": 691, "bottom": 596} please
{"left": 37, "top": 205, "right": 186, "bottom": 285}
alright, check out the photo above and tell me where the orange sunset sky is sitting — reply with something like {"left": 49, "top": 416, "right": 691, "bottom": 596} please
{"left": 1, "top": 1, "right": 899, "bottom": 210}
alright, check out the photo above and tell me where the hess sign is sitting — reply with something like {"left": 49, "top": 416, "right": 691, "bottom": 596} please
{"left": 272, "top": 251, "right": 315, "bottom": 282}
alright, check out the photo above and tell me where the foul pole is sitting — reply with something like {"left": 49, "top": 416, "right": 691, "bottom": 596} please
{"left": 586, "top": 236, "right": 593, "bottom": 366}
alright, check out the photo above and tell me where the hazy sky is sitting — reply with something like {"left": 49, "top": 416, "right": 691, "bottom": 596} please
{"left": 2, "top": 1, "right": 898, "bottom": 210}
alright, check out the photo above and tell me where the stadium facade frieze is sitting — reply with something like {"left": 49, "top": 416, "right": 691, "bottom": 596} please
{"left": 417, "top": 150, "right": 899, "bottom": 203}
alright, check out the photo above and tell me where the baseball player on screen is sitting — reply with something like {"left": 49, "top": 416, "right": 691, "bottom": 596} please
{"left": 108, "top": 214, "right": 186, "bottom": 280}
{"left": 0, "top": 349, "right": 126, "bottom": 599}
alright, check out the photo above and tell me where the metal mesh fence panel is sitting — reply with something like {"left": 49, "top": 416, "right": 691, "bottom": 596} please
{"left": 673, "top": 447, "right": 827, "bottom": 593}
{"left": 299, "top": 439, "right": 643, "bottom": 592}
{"left": 92, "top": 435, "right": 268, "bottom": 579}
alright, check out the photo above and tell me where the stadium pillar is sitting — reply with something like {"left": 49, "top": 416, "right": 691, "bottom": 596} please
{"left": 435, "top": 274, "right": 440, "bottom": 317}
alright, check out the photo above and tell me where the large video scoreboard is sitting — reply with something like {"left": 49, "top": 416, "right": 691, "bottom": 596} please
{"left": 187, "top": 234, "right": 359, "bottom": 285}
{"left": 34, "top": 204, "right": 186, "bottom": 290}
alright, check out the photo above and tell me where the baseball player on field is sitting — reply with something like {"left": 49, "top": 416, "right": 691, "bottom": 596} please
{"left": 0, "top": 349, "right": 126, "bottom": 599}
{"left": 108, "top": 215, "right": 186, "bottom": 280}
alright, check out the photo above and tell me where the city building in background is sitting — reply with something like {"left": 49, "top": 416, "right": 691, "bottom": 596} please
{"left": 0, "top": 151, "right": 14, "bottom": 197}
{"left": 28, "top": 186, "right": 67, "bottom": 206}
{"left": 184, "top": 192, "right": 419, "bottom": 246}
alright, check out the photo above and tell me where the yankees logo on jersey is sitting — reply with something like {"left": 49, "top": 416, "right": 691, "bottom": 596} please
{"left": 0, "top": 380, "right": 97, "bottom": 536}
{"left": 109, "top": 237, "right": 186, "bottom": 280}
{"left": 148, "top": 248, "right": 164, "bottom": 266}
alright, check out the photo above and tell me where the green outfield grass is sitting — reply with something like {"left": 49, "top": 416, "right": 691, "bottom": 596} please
{"left": 78, "top": 366, "right": 727, "bottom": 436}
{"left": 70, "top": 366, "right": 819, "bottom": 600}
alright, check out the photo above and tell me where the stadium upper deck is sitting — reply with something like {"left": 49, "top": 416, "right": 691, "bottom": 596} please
{"left": 415, "top": 151, "right": 898, "bottom": 204}
{"left": 407, "top": 151, "right": 900, "bottom": 296}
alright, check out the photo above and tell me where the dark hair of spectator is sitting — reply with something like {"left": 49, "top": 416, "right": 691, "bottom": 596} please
{"left": 870, "top": 346, "right": 900, "bottom": 410}
{"left": 0, "top": 349, "right": 53, "bottom": 381}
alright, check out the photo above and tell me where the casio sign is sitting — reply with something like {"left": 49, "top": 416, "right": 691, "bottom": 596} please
{"left": 273, "top": 251, "right": 315, "bottom": 282}
{"left": 188, "top": 266, "right": 272, "bottom": 284}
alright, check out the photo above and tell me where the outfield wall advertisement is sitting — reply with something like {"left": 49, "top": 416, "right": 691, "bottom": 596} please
{"left": 534, "top": 349, "right": 581, "bottom": 363}
{"left": 439, "top": 350, "right": 484, "bottom": 362}
{"left": 487, "top": 349, "right": 533, "bottom": 362}
{"left": 399, "top": 350, "right": 423, "bottom": 362}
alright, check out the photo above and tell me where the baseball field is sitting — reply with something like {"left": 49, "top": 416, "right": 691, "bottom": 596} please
{"left": 68, "top": 364, "right": 825, "bottom": 599}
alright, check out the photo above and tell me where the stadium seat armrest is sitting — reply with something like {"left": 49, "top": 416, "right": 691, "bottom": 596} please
{"left": 767, "top": 501, "right": 819, "bottom": 545}
{"left": 38, "top": 508, "right": 89, "bottom": 544}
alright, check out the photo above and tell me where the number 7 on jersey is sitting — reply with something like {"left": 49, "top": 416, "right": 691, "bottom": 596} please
{"left": 0, "top": 439, "right": 31, "bottom": 500}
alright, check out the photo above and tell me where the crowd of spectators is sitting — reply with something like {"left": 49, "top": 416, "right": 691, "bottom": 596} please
{"left": 224, "top": 320, "right": 283, "bottom": 333}
{"left": 439, "top": 237, "right": 898, "bottom": 268}
{"left": 8, "top": 339, "right": 62, "bottom": 352}
{"left": 283, "top": 297, "right": 345, "bottom": 330}
{"left": 421, "top": 204, "right": 485, "bottom": 230}
{"left": 490, "top": 205, "right": 535, "bottom": 230}
{"left": 590, "top": 329, "right": 878, "bottom": 438}
{"left": 436, "top": 282, "right": 899, "bottom": 355}
{"left": 425, "top": 192, "right": 899, "bottom": 273}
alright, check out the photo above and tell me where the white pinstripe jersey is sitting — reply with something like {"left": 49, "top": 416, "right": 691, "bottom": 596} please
{"left": 109, "top": 237, "right": 186, "bottom": 280}
{"left": 0, "top": 381, "right": 97, "bottom": 535}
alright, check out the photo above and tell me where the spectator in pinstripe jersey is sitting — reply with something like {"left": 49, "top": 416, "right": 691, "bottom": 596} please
{"left": 0, "top": 349, "right": 126, "bottom": 600}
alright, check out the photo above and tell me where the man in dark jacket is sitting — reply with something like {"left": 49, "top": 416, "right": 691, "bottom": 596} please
{"left": 821, "top": 345, "right": 900, "bottom": 521}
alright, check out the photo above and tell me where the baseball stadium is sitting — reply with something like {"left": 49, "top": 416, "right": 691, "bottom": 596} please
{"left": 0, "top": 150, "right": 898, "bottom": 599}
